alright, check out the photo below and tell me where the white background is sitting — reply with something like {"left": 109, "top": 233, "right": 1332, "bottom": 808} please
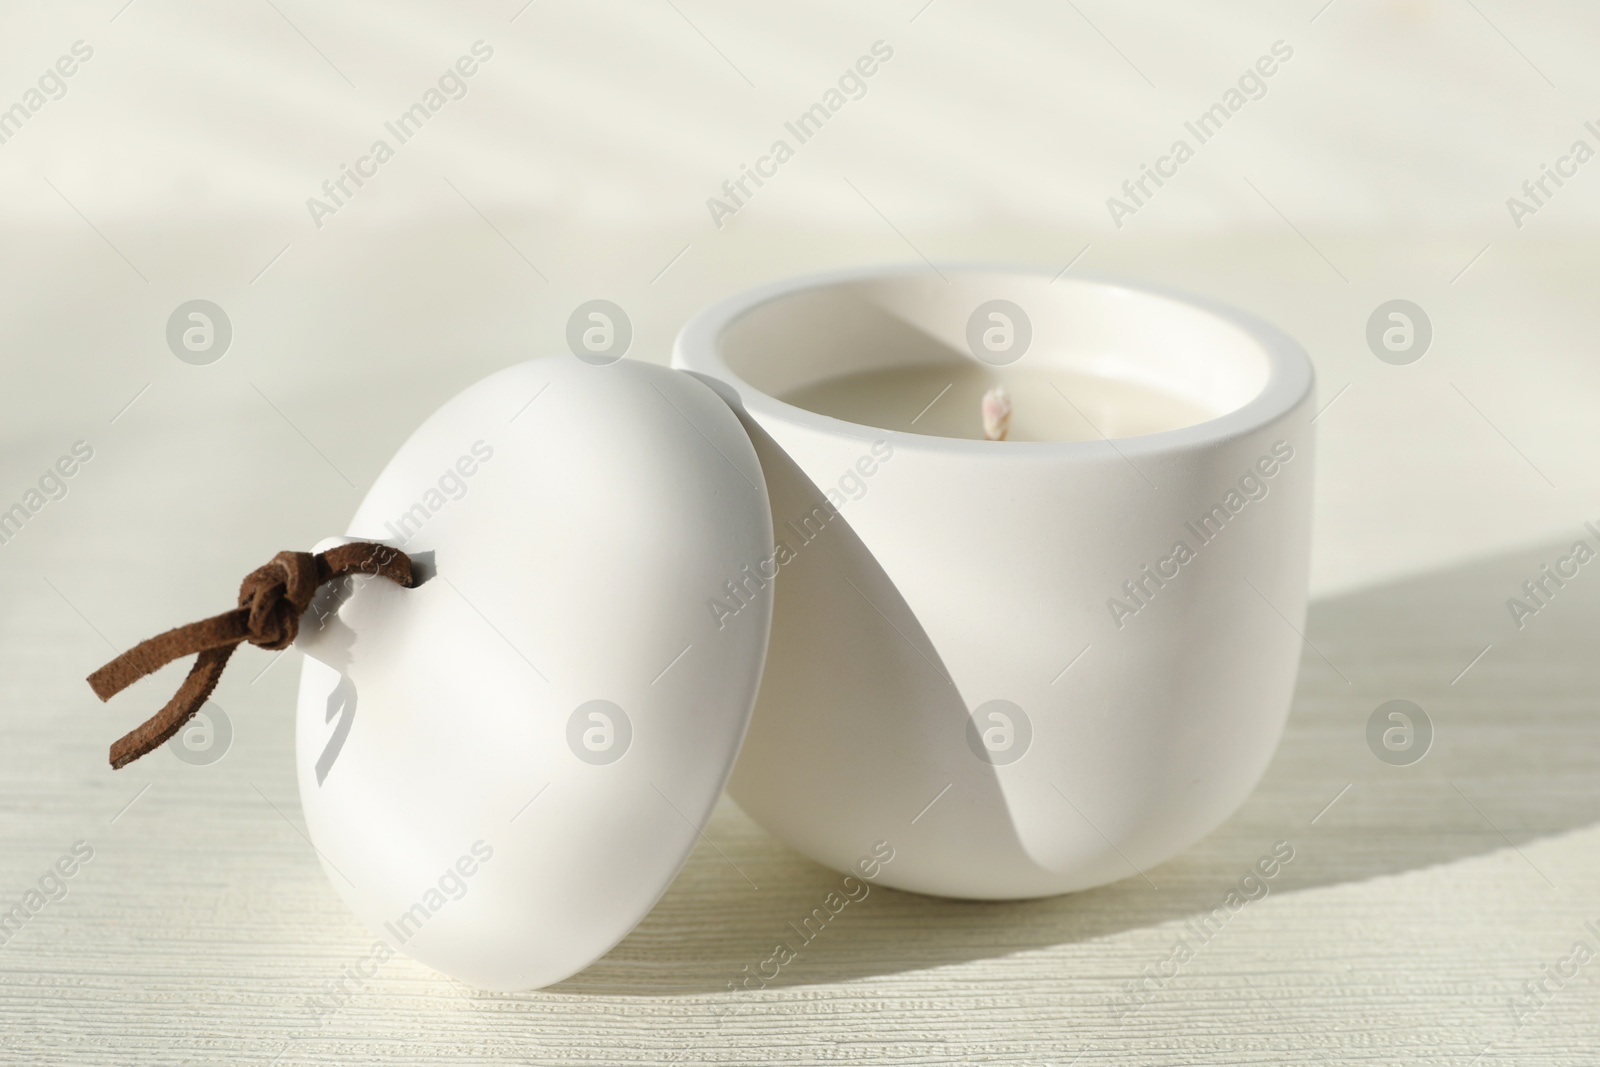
{"left": 1, "top": 0, "right": 1597, "bottom": 596}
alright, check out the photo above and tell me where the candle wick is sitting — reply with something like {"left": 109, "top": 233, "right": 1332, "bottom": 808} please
{"left": 982, "top": 385, "right": 1011, "bottom": 442}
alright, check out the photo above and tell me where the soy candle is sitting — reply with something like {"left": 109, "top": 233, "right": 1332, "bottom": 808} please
{"left": 782, "top": 364, "right": 1214, "bottom": 442}
{"left": 675, "top": 265, "right": 1315, "bottom": 900}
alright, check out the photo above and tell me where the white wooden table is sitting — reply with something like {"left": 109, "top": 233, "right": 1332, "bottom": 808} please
{"left": 2, "top": 227, "right": 1597, "bottom": 1065}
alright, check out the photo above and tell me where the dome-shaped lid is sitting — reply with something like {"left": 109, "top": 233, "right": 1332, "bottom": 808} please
{"left": 294, "top": 356, "right": 773, "bottom": 991}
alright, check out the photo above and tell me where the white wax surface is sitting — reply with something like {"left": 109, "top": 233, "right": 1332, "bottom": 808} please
{"left": 780, "top": 364, "right": 1216, "bottom": 442}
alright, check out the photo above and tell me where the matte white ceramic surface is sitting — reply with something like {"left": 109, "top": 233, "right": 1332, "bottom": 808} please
{"left": 674, "top": 265, "right": 1315, "bottom": 899}
{"left": 293, "top": 357, "right": 773, "bottom": 990}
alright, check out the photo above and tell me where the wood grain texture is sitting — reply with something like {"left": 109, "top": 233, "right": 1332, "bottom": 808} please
{"left": 3, "top": 450, "right": 1598, "bottom": 1065}
{"left": 3, "top": 231, "right": 1600, "bottom": 1065}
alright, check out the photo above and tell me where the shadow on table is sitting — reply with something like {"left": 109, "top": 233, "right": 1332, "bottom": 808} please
{"left": 545, "top": 537, "right": 1600, "bottom": 996}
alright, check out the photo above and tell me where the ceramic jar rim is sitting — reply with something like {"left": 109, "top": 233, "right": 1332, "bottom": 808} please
{"left": 673, "top": 262, "right": 1316, "bottom": 458}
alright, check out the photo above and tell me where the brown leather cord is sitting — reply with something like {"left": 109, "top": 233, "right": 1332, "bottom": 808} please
{"left": 89, "top": 542, "right": 414, "bottom": 770}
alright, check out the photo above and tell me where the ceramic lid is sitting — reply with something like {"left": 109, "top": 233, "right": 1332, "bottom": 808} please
{"left": 292, "top": 356, "right": 773, "bottom": 991}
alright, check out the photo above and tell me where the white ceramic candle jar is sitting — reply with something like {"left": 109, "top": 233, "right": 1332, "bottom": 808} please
{"left": 674, "top": 265, "right": 1315, "bottom": 899}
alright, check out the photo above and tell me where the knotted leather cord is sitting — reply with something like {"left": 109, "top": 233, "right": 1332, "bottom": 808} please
{"left": 88, "top": 542, "right": 414, "bottom": 770}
